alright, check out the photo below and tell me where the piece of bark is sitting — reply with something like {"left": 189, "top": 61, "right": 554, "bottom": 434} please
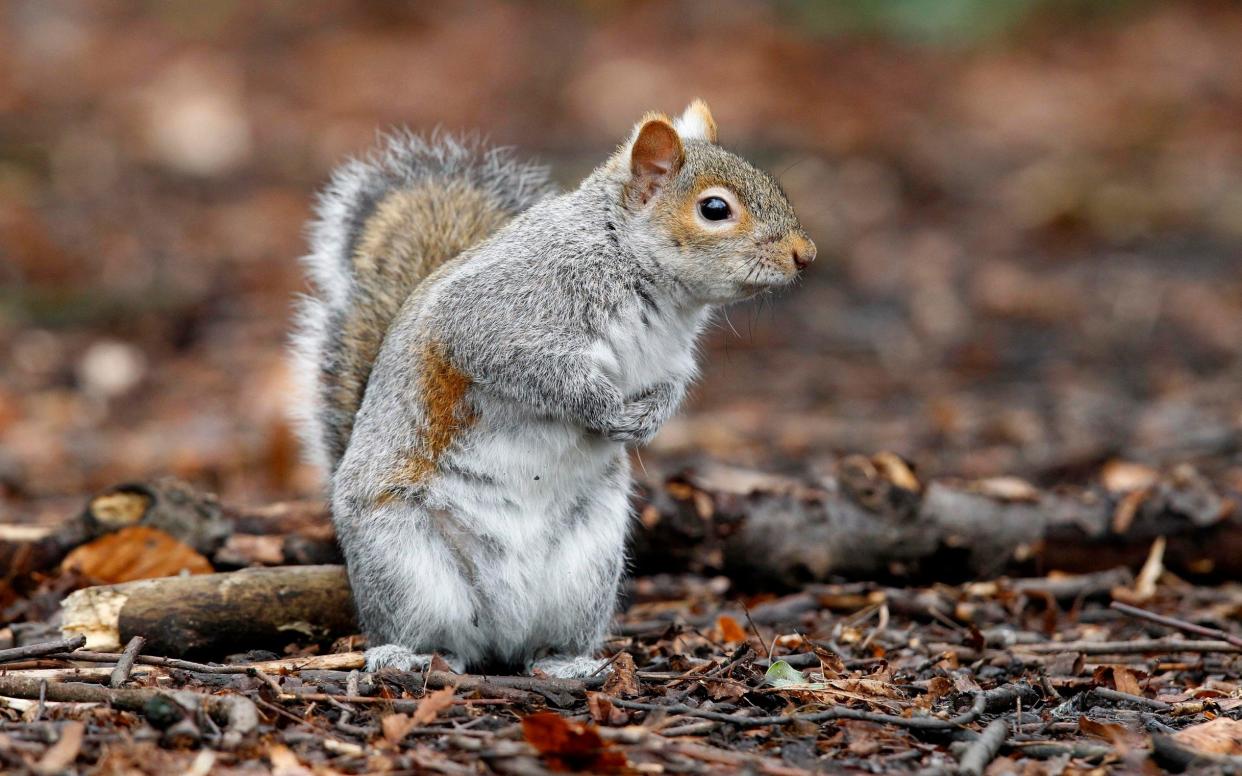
{"left": 60, "top": 565, "right": 355, "bottom": 658}
{"left": 1, "top": 478, "right": 232, "bottom": 578}
{"left": 631, "top": 461, "right": 1242, "bottom": 586}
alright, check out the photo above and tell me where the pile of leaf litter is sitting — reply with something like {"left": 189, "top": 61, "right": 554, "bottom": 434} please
{"left": 2, "top": 470, "right": 1242, "bottom": 773}
{"left": 1, "top": 572, "right": 1241, "bottom": 773}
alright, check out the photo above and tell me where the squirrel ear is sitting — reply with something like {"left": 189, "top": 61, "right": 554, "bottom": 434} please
{"left": 674, "top": 99, "right": 718, "bottom": 144}
{"left": 628, "top": 116, "right": 684, "bottom": 206}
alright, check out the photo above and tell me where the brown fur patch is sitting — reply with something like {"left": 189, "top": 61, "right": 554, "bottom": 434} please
{"left": 385, "top": 341, "right": 476, "bottom": 498}
{"left": 330, "top": 183, "right": 505, "bottom": 468}
{"left": 662, "top": 175, "right": 754, "bottom": 248}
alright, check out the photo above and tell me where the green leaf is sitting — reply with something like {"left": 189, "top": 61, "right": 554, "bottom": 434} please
{"left": 764, "top": 660, "right": 807, "bottom": 688}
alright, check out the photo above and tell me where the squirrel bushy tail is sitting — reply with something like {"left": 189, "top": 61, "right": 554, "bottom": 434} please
{"left": 292, "top": 131, "right": 558, "bottom": 472}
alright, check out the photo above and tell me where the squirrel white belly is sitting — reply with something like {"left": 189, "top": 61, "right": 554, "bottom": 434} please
{"left": 292, "top": 101, "right": 815, "bottom": 676}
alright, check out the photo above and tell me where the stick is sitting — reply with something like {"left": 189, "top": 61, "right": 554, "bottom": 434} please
{"left": 606, "top": 683, "right": 1036, "bottom": 731}
{"left": 958, "top": 717, "right": 1009, "bottom": 776}
{"left": 1007, "top": 741, "right": 1112, "bottom": 761}
{"left": 1110, "top": 602, "right": 1242, "bottom": 648}
{"left": 1013, "top": 638, "right": 1240, "bottom": 655}
{"left": 0, "top": 636, "right": 86, "bottom": 665}
{"left": 1088, "top": 687, "right": 1171, "bottom": 711}
{"left": 385, "top": 669, "right": 605, "bottom": 695}
{"left": 60, "top": 565, "right": 355, "bottom": 656}
{"left": 0, "top": 675, "right": 257, "bottom": 750}
{"left": 108, "top": 636, "right": 145, "bottom": 688}
{"left": 46, "top": 650, "right": 252, "bottom": 674}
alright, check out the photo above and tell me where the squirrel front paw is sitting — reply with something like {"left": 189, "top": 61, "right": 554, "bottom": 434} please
{"left": 598, "top": 383, "right": 677, "bottom": 445}
{"left": 365, "top": 644, "right": 465, "bottom": 673}
{"left": 530, "top": 654, "right": 610, "bottom": 678}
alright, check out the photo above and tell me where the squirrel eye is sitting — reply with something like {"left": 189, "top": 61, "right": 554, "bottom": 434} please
{"left": 698, "top": 196, "right": 732, "bottom": 221}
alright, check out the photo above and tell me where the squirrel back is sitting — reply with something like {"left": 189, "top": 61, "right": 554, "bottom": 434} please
{"left": 292, "top": 132, "right": 558, "bottom": 472}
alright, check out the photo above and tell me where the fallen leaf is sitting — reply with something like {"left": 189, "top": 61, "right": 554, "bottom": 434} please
{"left": 586, "top": 692, "right": 628, "bottom": 725}
{"left": 971, "top": 476, "right": 1040, "bottom": 503}
{"left": 716, "top": 614, "right": 748, "bottom": 644}
{"left": 872, "top": 451, "right": 920, "bottom": 492}
{"left": 1093, "top": 665, "right": 1148, "bottom": 696}
{"left": 60, "top": 526, "right": 212, "bottom": 583}
{"left": 521, "top": 711, "right": 627, "bottom": 773}
{"left": 268, "top": 743, "right": 313, "bottom": 776}
{"left": 1111, "top": 489, "right": 1147, "bottom": 534}
{"left": 812, "top": 643, "right": 847, "bottom": 679}
{"left": 1172, "top": 717, "right": 1242, "bottom": 756}
{"left": 764, "top": 660, "right": 807, "bottom": 687}
{"left": 1131, "top": 536, "right": 1165, "bottom": 602}
{"left": 412, "top": 686, "right": 456, "bottom": 725}
{"left": 381, "top": 713, "right": 415, "bottom": 745}
{"left": 1079, "top": 715, "right": 1139, "bottom": 753}
{"left": 1114, "top": 666, "right": 1142, "bottom": 696}
{"left": 705, "top": 678, "right": 748, "bottom": 702}
{"left": 1101, "top": 460, "right": 1159, "bottom": 493}
{"left": 34, "top": 720, "right": 84, "bottom": 775}
{"left": 601, "top": 652, "right": 639, "bottom": 697}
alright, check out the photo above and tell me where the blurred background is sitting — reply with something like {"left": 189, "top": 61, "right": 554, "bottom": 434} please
{"left": 2, "top": 0, "right": 1241, "bottom": 523}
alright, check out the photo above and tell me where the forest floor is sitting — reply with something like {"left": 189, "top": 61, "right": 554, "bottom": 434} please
{"left": 3, "top": 2, "right": 1242, "bottom": 773}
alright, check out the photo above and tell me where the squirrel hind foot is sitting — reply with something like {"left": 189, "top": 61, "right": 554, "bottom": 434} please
{"left": 529, "top": 654, "right": 610, "bottom": 679}
{"left": 365, "top": 644, "right": 465, "bottom": 674}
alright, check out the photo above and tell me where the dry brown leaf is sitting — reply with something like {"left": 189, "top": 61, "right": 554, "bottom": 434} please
{"left": 521, "top": 712, "right": 627, "bottom": 773}
{"left": 34, "top": 720, "right": 84, "bottom": 776}
{"left": 601, "top": 651, "right": 639, "bottom": 697}
{"left": 705, "top": 678, "right": 748, "bottom": 702}
{"left": 1171, "top": 717, "right": 1242, "bottom": 756}
{"left": 1111, "top": 488, "right": 1147, "bottom": 534}
{"left": 814, "top": 645, "right": 847, "bottom": 679}
{"left": 412, "top": 686, "right": 456, "bottom": 725}
{"left": 381, "top": 713, "right": 415, "bottom": 745}
{"left": 1101, "top": 460, "right": 1159, "bottom": 493}
{"left": 1092, "top": 665, "right": 1148, "bottom": 696}
{"left": 716, "top": 614, "right": 748, "bottom": 644}
{"left": 1079, "top": 715, "right": 1138, "bottom": 753}
{"left": 586, "top": 692, "right": 628, "bottom": 725}
{"left": 971, "top": 476, "right": 1040, "bottom": 503}
{"left": 1113, "top": 666, "right": 1142, "bottom": 696}
{"left": 60, "top": 525, "right": 212, "bottom": 583}
{"left": 1131, "top": 536, "right": 1166, "bottom": 601}
{"left": 872, "top": 452, "right": 920, "bottom": 492}
{"left": 268, "top": 743, "right": 314, "bottom": 776}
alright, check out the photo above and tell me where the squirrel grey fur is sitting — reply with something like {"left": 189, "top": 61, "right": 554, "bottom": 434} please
{"left": 292, "top": 101, "right": 815, "bottom": 677}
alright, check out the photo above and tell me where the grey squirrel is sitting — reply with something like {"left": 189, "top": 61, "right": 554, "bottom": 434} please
{"left": 292, "top": 100, "right": 815, "bottom": 677}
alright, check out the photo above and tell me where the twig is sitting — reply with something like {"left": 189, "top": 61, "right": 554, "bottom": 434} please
{"left": 45, "top": 650, "right": 366, "bottom": 675}
{"left": 658, "top": 720, "right": 720, "bottom": 737}
{"left": 45, "top": 650, "right": 252, "bottom": 674}
{"left": 958, "top": 717, "right": 1009, "bottom": 776}
{"left": 1013, "top": 638, "right": 1239, "bottom": 655}
{"left": 388, "top": 669, "right": 604, "bottom": 695}
{"left": 606, "top": 683, "right": 1036, "bottom": 731}
{"left": 1007, "top": 741, "right": 1112, "bottom": 761}
{"left": 0, "top": 675, "right": 257, "bottom": 750}
{"left": 108, "top": 636, "right": 145, "bottom": 688}
{"left": 741, "top": 604, "right": 771, "bottom": 660}
{"left": 1110, "top": 602, "right": 1242, "bottom": 648}
{"left": 666, "top": 644, "right": 754, "bottom": 703}
{"left": 0, "top": 636, "right": 86, "bottom": 665}
{"left": 1088, "top": 687, "right": 1171, "bottom": 711}
{"left": 280, "top": 691, "right": 512, "bottom": 707}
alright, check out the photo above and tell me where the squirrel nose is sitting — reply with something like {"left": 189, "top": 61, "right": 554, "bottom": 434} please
{"left": 791, "top": 236, "right": 816, "bottom": 270}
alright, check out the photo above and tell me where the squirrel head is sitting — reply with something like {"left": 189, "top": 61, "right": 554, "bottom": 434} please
{"left": 608, "top": 100, "right": 815, "bottom": 305}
